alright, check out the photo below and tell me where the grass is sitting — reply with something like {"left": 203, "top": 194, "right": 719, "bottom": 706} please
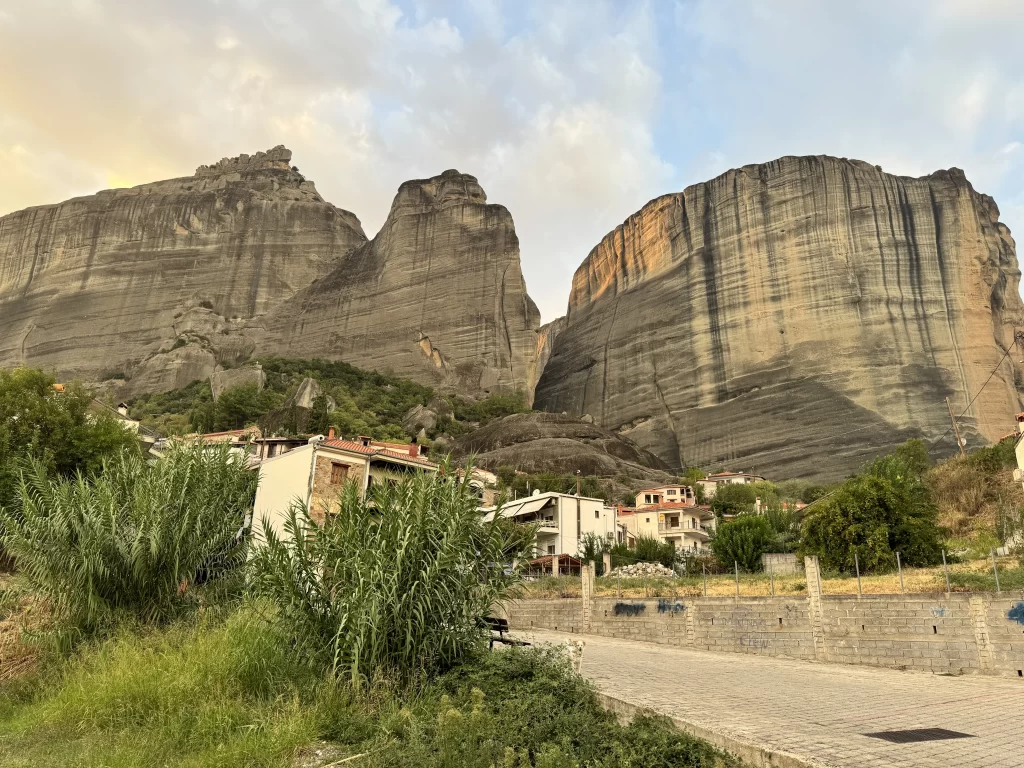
{"left": 0, "top": 606, "right": 739, "bottom": 768}
{"left": 521, "top": 557, "right": 1024, "bottom": 599}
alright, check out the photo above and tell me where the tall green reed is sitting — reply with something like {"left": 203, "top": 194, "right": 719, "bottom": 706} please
{"left": 250, "top": 464, "right": 532, "bottom": 687}
{"left": 0, "top": 442, "right": 256, "bottom": 638}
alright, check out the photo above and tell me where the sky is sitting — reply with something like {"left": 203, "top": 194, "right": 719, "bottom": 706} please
{"left": 1, "top": 0, "right": 1022, "bottom": 323}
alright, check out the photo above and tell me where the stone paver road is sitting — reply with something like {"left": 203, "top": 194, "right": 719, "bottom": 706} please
{"left": 523, "top": 629, "right": 1024, "bottom": 768}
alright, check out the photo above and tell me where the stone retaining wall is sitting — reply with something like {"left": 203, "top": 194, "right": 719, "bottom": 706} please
{"left": 500, "top": 558, "right": 1024, "bottom": 678}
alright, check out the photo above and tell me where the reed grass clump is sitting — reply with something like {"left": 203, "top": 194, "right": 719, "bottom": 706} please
{"left": 0, "top": 443, "right": 256, "bottom": 638}
{"left": 250, "top": 466, "right": 531, "bottom": 686}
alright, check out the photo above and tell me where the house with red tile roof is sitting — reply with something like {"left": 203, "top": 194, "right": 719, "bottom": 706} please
{"left": 634, "top": 484, "right": 696, "bottom": 508}
{"left": 252, "top": 429, "right": 436, "bottom": 541}
{"left": 697, "top": 471, "right": 767, "bottom": 499}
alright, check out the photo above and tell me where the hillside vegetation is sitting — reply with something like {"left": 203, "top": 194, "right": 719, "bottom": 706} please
{"left": 128, "top": 358, "right": 530, "bottom": 441}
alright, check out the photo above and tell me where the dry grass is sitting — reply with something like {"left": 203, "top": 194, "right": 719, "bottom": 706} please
{"left": 520, "top": 557, "right": 1024, "bottom": 599}
{"left": 927, "top": 457, "right": 1024, "bottom": 543}
{"left": 0, "top": 576, "right": 44, "bottom": 682}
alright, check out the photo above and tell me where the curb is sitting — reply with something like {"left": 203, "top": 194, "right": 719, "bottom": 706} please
{"left": 595, "top": 691, "right": 819, "bottom": 768}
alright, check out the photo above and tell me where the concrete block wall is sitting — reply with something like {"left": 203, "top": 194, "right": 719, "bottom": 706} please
{"left": 818, "top": 595, "right": 983, "bottom": 673}
{"left": 501, "top": 591, "right": 1024, "bottom": 677}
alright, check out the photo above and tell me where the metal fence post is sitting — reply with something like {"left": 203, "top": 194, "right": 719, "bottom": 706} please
{"left": 896, "top": 551, "right": 904, "bottom": 594}
{"left": 855, "top": 552, "right": 862, "bottom": 599}
{"left": 734, "top": 561, "right": 740, "bottom": 598}
{"left": 702, "top": 563, "right": 707, "bottom": 597}
{"left": 991, "top": 550, "right": 1001, "bottom": 594}
{"left": 942, "top": 549, "right": 951, "bottom": 597}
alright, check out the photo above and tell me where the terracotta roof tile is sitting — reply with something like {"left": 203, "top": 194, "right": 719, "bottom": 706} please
{"left": 320, "top": 438, "right": 436, "bottom": 467}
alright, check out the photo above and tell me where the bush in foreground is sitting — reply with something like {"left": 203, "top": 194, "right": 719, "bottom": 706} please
{"left": 0, "top": 609, "right": 737, "bottom": 768}
{"left": 250, "top": 467, "right": 533, "bottom": 686}
{"left": 0, "top": 443, "right": 256, "bottom": 638}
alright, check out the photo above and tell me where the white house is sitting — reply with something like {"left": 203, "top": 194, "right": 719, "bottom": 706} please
{"left": 697, "top": 472, "right": 766, "bottom": 498}
{"left": 634, "top": 484, "right": 696, "bottom": 508}
{"left": 482, "top": 491, "right": 615, "bottom": 558}
{"left": 253, "top": 435, "right": 436, "bottom": 541}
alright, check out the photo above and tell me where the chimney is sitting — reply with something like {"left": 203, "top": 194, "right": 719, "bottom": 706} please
{"left": 1017, "top": 413, "right": 1024, "bottom": 434}
{"left": 117, "top": 402, "right": 129, "bottom": 417}
{"left": 408, "top": 444, "right": 419, "bottom": 457}
{"left": 358, "top": 435, "right": 372, "bottom": 447}
{"left": 327, "top": 426, "right": 335, "bottom": 439}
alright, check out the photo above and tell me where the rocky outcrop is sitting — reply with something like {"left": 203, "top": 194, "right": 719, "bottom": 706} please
{"left": 249, "top": 170, "right": 541, "bottom": 400}
{"left": 451, "top": 412, "right": 673, "bottom": 479}
{"left": 0, "top": 146, "right": 366, "bottom": 394}
{"left": 535, "top": 156, "right": 1024, "bottom": 480}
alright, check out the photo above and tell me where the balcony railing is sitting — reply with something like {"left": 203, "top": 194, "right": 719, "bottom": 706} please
{"left": 658, "top": 520, "right": 710, "bottom": 534}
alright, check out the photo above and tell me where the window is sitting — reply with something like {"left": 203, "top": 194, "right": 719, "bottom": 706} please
{"left": 547, "top": 545, "right": 556, "bottom": 555}
{"left": 667, "top": 489, "right": 676, "bottom": 495}
{"left": 644, "top": 494, "right": 652, "bottom": 503}
{"left": 645, "top": 517, "right": 650, "bottom": 523}
{"left": 595, "top": 509, "right": 600, "bottom": 519}
{"left": 330, "top": 463, "right": 348, "bottom": 485}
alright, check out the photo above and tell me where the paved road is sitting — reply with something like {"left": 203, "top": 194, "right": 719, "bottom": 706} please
{"left": 523, "top": 629, "right": 1024, "bottom": 768}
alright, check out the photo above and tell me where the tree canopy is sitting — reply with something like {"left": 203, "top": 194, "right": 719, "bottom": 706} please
{"left": 0, "top": 367, "right": 140, "bottom": 513}
{"left": 800, "top": 439, "right": 944, "bottom": 572}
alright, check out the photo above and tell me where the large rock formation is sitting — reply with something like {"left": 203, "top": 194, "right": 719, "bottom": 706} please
{"left": 451, "top": 412, "right": 673, "bottom": 479}
{"left": 535, "top": 156, "right": 1024, "bottom": 480}
{"left": 250, "top": 170, "right": 541, "bottom": 399}
{"left": 0, "top": 146, "right": 366, "bottom": 394}
{"left": 0, "top": 154, "right": 543, "bottom": 403}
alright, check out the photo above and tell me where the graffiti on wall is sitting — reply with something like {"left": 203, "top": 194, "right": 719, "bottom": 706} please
{"left": 613, "top": 602, "right": 646, "bottom": 617}
{"left": 739, "top": 635, "right": 771, "bottom": 648}
{"left": 931, "top": 607, "right": 949, "bottom": 618}
{"left": 1008, "top": 602, "right": 1024, "bottom": 625}
{"left": 657, "top": 599, "right": 686, "bottom": 614}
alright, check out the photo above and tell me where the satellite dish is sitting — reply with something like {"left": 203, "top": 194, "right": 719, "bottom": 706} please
{"left": 532, "top": 489, "right": 542, "bottom": 497}
{"left": 958, "top": 437, "right": 967, "bottom": 446}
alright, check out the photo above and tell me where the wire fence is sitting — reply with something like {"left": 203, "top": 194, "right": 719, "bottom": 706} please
{"left": 521, "top": 554, "right": 1024, "bottom": 599}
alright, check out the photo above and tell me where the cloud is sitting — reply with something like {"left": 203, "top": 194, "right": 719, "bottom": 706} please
{"left": 666, "top": 0, "right": 1024, "bottom": 242}
{"left": 0, "top": 0, "right": 672, "bottom": 322}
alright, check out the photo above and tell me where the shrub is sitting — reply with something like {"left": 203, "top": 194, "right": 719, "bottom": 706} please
{"left": 609, "top": 535, "right": 677, "bottom": 570}
{"left": 801, "top": 439, "right": 943, "bottom": 572}
{"left": 0, "top": 443, "right": 256, "bottom": 637}
{"left": 710, "top": 515, "right": 778, "bottom": 572}
{"left": 577, "top": 532, "right": 607, "bottom": 574}
{"left": 250, "top": 466, "right": 532, "bottom": 686}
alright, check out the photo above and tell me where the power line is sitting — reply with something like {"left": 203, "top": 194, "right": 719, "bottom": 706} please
{"left": 928, "top": 339, "right": 1016, "bottom": 452}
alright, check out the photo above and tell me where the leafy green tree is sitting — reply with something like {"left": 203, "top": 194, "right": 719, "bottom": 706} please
{"left": 710, "top": 514, "right": 778, "bottom": 572}
{"left": 801, "top": 439, "right": 943, "bottom": 572}
{"left": 0, "top": 367, "right": 140, "bottom": 514}
{"left": 709, "top": 484, "right": 758, "bottom": 517}
{"left": 211, "top": 384, "right": 283, "bottom": 431}
{"left": 307, "top": 394, "right": 330, "bottom": 435}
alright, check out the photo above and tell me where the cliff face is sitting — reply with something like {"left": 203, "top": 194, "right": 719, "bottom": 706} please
{"left": 535, "top": 156, "right": 1024, "bottom": 480}
{"left": 250, "top": 170, "right": 541, "bottom": 399}
{"left": 0, "top": 146, "right": 366, "bottom": 394}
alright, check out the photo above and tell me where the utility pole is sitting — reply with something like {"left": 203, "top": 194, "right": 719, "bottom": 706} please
{"left": 945, "top": 396, "right": 966, "bottom": 457}
{"left": 576, "top": 469, "right": 581, "bottom": 497}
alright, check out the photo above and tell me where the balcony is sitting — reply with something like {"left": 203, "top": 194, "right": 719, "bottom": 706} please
{"left": 658, "top": 519, "right": 710, "bottom": 538}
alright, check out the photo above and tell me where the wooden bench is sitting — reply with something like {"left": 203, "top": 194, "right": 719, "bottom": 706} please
{"left": 481, "top": 617, "right": 532, "bottom": 649}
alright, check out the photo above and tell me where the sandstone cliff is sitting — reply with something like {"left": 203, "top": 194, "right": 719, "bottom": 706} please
{"left": 535, "top": 156, "right": 1024, "bottom": 480}
{"left": 250, "top": 170, "right": 541, "bottom": 399}
{"left": 0, "top": 146, "right": 366, "bottom": 394}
